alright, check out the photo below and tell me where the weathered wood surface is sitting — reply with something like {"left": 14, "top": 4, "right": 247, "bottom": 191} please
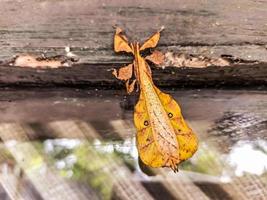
{"left": 1, "top": 0, "right": 267, "bottom": 62}
{"left": 1, "top": 0, "right": 267, "bottom": 87}
{"left": 0, "top": 62, "right": 266, "bottom": 88}
{"left": 0, "top": 88, "right": 266, "bottom": 124}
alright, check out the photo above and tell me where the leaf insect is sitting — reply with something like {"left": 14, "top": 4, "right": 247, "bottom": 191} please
{"left": 113, "top": 27, "right": 198, "bottom": 172}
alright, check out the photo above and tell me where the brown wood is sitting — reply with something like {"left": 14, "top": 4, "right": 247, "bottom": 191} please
{"left": 1, "top": 0, "right": 267, "bottom": 88}
{"left": 0, "top": 62, "right": 266, "bottom": 88}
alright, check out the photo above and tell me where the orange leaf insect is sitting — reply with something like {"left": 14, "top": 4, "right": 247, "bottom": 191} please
{"left": 113, "top": 27, "right": 198, "bottom": 172}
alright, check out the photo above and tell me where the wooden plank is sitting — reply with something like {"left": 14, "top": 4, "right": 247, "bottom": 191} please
{"left": 0, "top": 89, "right": 266, "bottom": 199}
{"left": 154, "top": 169, "right": 210, "bottom": 200}
{"left": 0, "top": 89, "right": 123, "bottom": 123}
{"left": 0, "top": 165, "right": 42, "bottom": 200}
{"left": 0, "top": 123, "right": 100, "bottom": 200}
{"left": 0, "top": 62, "right": 266, "bottom": 88}
{"left": 0, "top": 88, "right": 266, "bottom": 123}
{"left": 1, "top": 0, "right": 267, "bottom": 61}
{"left": 1, "top": 0, "right": 267, "bottom": 87}
{"left": 47, "top": 120, "right": 155, "bottom": 200}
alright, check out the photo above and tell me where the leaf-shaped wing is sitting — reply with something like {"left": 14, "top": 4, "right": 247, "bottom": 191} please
{"left": 134, "top": 87, "right": 198, "bottom": 170}
{"left": 114, "top": 27, "right": 133, "bottom": 53}
{"left": 145, "top": 50, "right": 165, "bottom": 65}
{"left": 134, "top": 91, "right": 166, "bottom": 168}
{"left": 140, "top": 30, "right": 161, "bottom": 51}
{"left": 112, "top": 64, "right": 133, "bottom": 81}
{"left": 153, "top": 86, "right": 198, "bottom": 162}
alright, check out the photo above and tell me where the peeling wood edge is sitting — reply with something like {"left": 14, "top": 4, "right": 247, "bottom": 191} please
{"left": 0, "top": 62, "right": 266, "bottom": 89}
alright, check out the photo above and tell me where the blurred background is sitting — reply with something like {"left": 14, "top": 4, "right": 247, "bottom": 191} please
{"left": 0, "top": 0, "right": 267, "bottom": 200}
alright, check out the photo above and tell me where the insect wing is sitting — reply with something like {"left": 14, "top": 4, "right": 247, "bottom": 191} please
{"left": 154, "top": 86, "right": 198, "bottom": 161}
{"left": 140, "top": 31, "right": 161, "bottom": 51}
{"left": 134, "top": 91, "right": 165, "bottom": 168}
{"left": 114, "top": 27, "right": 133, "bottom": 53}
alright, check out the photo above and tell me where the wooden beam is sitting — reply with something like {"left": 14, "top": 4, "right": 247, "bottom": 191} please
{"left": 0, "top": 62, "right": 266, "bottom": 88}
{"left": 1, "top": 0, "right": 267, "bottom": 88}
{"left": 1, "top": 0, "right": 267, "bottom": 62}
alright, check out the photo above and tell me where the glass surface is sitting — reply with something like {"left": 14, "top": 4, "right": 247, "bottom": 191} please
{"left": 0, "top": 88, "right": 266, "bottom": 200}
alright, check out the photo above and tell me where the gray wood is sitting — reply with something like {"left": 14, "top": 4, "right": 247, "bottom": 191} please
{"left": 1, "top": 0, "right": 267, "bottom": 87}
{"left": 1, "top": 0, "right": 267, "bottom": 60}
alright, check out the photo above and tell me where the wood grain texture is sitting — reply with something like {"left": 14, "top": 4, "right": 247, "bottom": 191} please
{"left": 0, "top": 0, "right": 267, "bottom": 87}
{"left": 0, "top": 62, "right": 266, "bottom": 88}
{"left": 1, "top": 0, "right": 267, "bottom": 59}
